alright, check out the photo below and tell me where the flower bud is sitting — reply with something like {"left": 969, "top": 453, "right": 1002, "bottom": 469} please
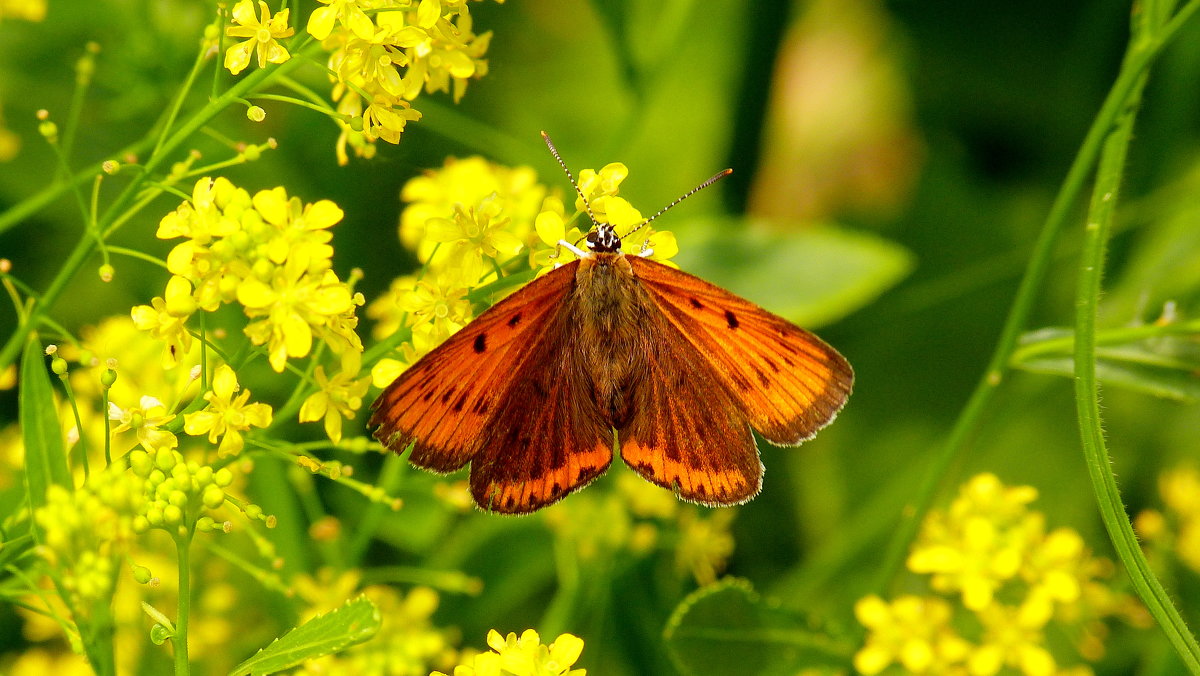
{"left": 150, "top": 624, "right": 172, "bottom": 645}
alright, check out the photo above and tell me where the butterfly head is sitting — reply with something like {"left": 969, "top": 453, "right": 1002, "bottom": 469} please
{"left": 585, "top": 223, "right": 622, "bottom": 253}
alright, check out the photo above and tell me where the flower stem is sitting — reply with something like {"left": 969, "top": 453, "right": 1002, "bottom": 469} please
{"left": 1073, "top": 42, "right": 1200, "bottom": 673}
{"left": 173, "top": 532, "right": 193, "bottom": 676}
{"left": 869, "top": 1, "right": 1200, "bottom": 598}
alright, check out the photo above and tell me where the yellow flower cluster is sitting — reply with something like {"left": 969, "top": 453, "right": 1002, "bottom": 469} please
{"left": 543, "top": 473, "right": 735, "bottom": 586}
{"left": 133, "top": 176, "right": 368, "bottom": 443}
{"left": 35, "top": 465, "right": 145, "bottom": 611}
{"left": 0, "top": 0, "right": 46, "bottom": 22}
{"left": 435, "top": 629, "right": 585, "bottom": 676}
{"left": 855, "top": 473, "right": 1146, "bottom": 676}
{"left": 369, "top": 156, "right": 678, "bottom": 387}
{"left": 307, "top": 0, "right": 501, "bottom": 164}
{"left": 1136, "top": 464, "right": 1200, "bottom": 575}
{"left": 126, "top": 446, "right": 246, "bottom": 537}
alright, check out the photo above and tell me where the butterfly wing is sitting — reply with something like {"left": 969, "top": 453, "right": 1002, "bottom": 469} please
{"left": 469, "top": 339, "right": 614, "bottom": 514}
{"left": 618, "top": 321, "right": 763, "bottom": 505}
{"left": 370, "top": 263, "right": 578, "bottom": 474}
{"left": 627, "top": 256, "right": 853, "bottom": 445}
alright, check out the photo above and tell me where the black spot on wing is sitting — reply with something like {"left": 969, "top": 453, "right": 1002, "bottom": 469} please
{"left": 507, "top": 313, "right": 522, "bottom": 327}
{"left": 725, "top": 310, "right": 739, "bottom": 329}
{"left": 689, "top": 297, "right": 703, "bottom": 309}
{"left": 473, "top": 334, "right": 487, "bottom": 353}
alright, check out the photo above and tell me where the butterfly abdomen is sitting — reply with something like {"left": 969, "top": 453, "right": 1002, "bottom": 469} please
{"left": 573, "top": 253, "right": 653, "bottom": 428}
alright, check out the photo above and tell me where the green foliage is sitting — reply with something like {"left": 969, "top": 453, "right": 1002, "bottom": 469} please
{"left": 676, "top": 219, "right": 914, "bottom": 327}
{"left": 18, "top": 339, "right": 70, "bottom": 517}
{"left": 229, "top": 596, "right": 381, "bottom": 676}
{"left": 663, "top": 579, "right": 851, "bottom": 676}
{"left": 6, "top": 0, "right": 1200, "bottom": 674}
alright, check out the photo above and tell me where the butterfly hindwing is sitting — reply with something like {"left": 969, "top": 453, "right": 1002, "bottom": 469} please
{"left": 628, "top": 256, "right": 853, "bottom": 445}
{"left": 369, "top": 263, "right": 579, "bottom": 473}
{"left": 618, "top": 309, "right": 762, "bottom": 505}
{"left": 469, "top": 301, "right": 614, "bottom": 514}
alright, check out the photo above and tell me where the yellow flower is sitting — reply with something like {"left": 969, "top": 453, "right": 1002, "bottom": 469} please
{"left": 969, "top": 602, "right": 1057, "bottom": 676}
{"left": 306, "top": 0, "right": 374, "bottom": 41}
{"left": 674, "top": 509, "right": 735, "bottom": 586}
{"left": 238, "top": 260, "right": 356, "bottom": 372}
{"left": 401, "top": 273, "right": 472, "bottom": 352}
{"left": 366, "top": 274, "right": 417, "bottom": 341}
{"left": 400, "top": 156, "right": 546, "bottom": 265}
{"left": 183, "top": 365, "right": 272, "bottom": 456}
{"left": 225, "top": 0, "right": 295, "bottom": 76}
{"left": 907, "top": 472, "right": 1039, "bottom": 610}
{"left": 853, "top": 595, "right": 971, "bottom": 675}
{"left": 130, "top": 277, "right": 196, "bottom": 369}
{"left": 0, "top": 0, "right": 47, "bottom": 22}
{"left": 251, "top": 187, "right": 341, "bottom": 266}
{"left": 436, "top": 629, "right": 586, "bottom": 676}
{"left": 299, "top": 351, "right": 370, "bottom": 443}
{"left": 425, "top": 198, "right": 524, "bottom": 284}
{"left": 108, "top": 395, "right": 178, "bottom": 452}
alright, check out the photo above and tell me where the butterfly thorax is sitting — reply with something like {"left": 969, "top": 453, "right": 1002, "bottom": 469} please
{"left": 573, "top": 251, "right": 652, "bottom": 428}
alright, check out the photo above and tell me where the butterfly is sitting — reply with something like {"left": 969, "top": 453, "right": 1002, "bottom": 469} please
{"left": 370, "top": 132, "right": 854, "bottom": 514}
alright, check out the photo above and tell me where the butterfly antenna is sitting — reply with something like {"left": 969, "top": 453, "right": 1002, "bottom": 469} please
{"left": 541, "top": 131, "right": 599, "bottom": 228}
{"left": 625, "top": 168, "right": 733, "bottom": 240}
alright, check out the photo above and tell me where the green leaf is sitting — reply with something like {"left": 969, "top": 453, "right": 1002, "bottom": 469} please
{"left": 19, "top": 338, "right": 71, "bottom": 515}
{"left": 663, "top": 578, "right": 853, "bottom": 676}
{"left": 675, "top": 218, "right": 913, "bottom": 327}
{"left": 229, "top": 596, "right": 381, "bottom": 676}
{"left": 1013, "top": 327, "right": 1200, "bottom": 401}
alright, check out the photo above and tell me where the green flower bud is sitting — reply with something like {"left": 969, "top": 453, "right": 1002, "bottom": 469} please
{"left": 213, "top": 468, "right": 234, "bottom": 487}
{"left": 202, "top": 485, "right": 225, "bottom": 510}
{"left": 101, "top": 368, "right": 117, "bottom": 388}
{"left": 154, "top": 448, "right": 176, "bottom": 472}
{"left": 50, "top": 356, "right": 68, "bottom": 375}
{"left": 163, "top": 504, "right": 184, "bottom": 526}
{"left": 132, "top": 564, "right": 153, "bottom": 584}
{"left": 150, "top": 624, "right": 172, "bottom": 645}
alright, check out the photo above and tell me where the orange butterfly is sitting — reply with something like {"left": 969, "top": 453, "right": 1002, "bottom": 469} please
{"left": 370, "top": 133, "right": 853, "bottom": 514}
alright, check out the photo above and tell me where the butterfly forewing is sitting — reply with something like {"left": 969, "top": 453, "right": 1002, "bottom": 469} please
{"left": 369, "top": 263, "right": 578, "bottom": 473}
{"left": 628, "top": 257, "right": 853, "bottom": 445}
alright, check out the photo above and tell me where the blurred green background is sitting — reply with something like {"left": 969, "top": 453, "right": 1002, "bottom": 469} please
{"left": 5, "top": 0, "right": 1200, "bottom": 673}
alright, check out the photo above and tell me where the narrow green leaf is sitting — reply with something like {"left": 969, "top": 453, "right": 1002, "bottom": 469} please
{"left": 229, "top": 596, "right": 380, "bottom": 676}
{"left": 675, "top": 218, "right": 913, "bottom": 327}
{"left": 1013, "top": 327, "right": 1200, "bottom": 401}
{"left": 663, "top": 578, "right": 853, "bottom": 676}
{"left": 19, "top": 338, "right": 71, "bottom": 516}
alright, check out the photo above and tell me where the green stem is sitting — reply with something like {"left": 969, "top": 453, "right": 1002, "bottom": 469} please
{"left": 870, "top": 4, "right": 1197, "bottom": 596}
{"left": 173, "top": 533, "right": 193, "bottom": 676}
{"left": 0, "top": 45, "right": 318, "bottom": 373}
{"left": 1073, "top": 52, "right": 1200, "bottom": 672}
